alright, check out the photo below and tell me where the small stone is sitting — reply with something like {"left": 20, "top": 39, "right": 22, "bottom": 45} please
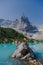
{"left": 33, "top": 62, "right": 38, "bottom": 65}
{"left": 29, "top": 60, "right": 34, "bottom": 63}
{"left": 33, "top": 59, "right": 36, "bottom": 63}
{"left": 29, "top": 57, "right": 32, "bottom": 61}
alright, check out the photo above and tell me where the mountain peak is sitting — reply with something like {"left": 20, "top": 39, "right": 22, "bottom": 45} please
{"left": 0, "top": 14, "right": 38, "bottom": 33}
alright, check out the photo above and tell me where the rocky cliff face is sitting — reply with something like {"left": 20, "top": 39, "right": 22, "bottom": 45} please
{"left": 0, "top": 15, "right": 38, "bottom": 33}
{"left": 10, "top": 15, "right": 38, "bottom": 33}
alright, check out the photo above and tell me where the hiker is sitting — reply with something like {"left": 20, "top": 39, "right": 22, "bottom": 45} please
{"left": 20, "top": 38, "right": 29, "bottom": 56}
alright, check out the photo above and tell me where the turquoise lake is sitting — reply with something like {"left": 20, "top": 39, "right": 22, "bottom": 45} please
{"left": 0, "top": 42, "right": 43, "bottom": 65}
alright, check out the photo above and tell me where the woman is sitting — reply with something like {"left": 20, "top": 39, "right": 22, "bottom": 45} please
{"left": 15, "top": 39, "right": 19, "bottom": 49}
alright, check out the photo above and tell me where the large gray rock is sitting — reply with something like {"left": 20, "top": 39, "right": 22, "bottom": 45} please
{"left": 11, "top": 43, "right": 36, "bottom": 59}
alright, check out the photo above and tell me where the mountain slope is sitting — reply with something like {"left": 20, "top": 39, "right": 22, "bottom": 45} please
{"left": 0, "top": 27, "right": 27, "bottom": 42}
{"left": 32, "top": 26, "right": 43, "bottom": 40}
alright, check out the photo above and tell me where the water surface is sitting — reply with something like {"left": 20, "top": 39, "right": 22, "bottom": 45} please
{"left": 0, "top": 43, "right": 26, "bottom": 65}
{"left": 29, "top": 42, "right": 43, "bottom": 59}
{"left": 0, "top": 42, "right": 43, "bottom": 65}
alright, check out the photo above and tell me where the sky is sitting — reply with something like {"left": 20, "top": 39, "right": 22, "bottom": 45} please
{"left": 0, "top": 0, "right": 43, "bottom": 25}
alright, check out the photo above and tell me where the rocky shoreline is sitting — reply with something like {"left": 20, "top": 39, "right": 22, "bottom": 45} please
{"left": 11, "top": 49, "right": 42, "bottom": 65}
{"left": 20, "top": 53, "right": 42, "bottom": 65}
{"left": 24, "top": 57, "right": 42, "bottom": 65}
{"left": 12, "top": 55, "right": 43, "bottom": 65}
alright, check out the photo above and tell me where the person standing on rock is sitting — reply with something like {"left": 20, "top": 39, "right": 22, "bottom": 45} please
{"left": 21, "top": 38, "right": 29, "bottom": 56}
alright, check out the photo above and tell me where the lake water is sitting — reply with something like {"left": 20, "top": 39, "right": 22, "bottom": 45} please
{"left": 29, "top": 42, "right": 43, "bottom": 59}
{"left": 0, "top": 42, "right": 43, "bottom": 65}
